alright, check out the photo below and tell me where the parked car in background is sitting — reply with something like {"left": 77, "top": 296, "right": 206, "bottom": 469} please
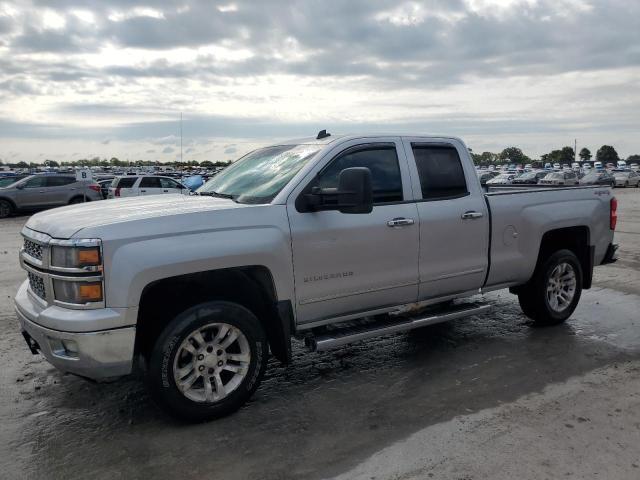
{"left": 553, "top": 163, "right": 561, "bottom": 170}
{"left": 540, "top": 171, "right": 579, "bottom": 186}
{"left": 0, "top": 174, "right": 102, "bottom": 218}
{"left": 486, "top": 173, "right": 516, "bottom": 185}
{"left": 594, "top": 161, "right": 604, "bottom": 170}
{"left": 617, "top": 160, "right": 627, "bottom": 169}
{"left": 511, "top": 170, "right": 548, "bottom": 185}
{"left": 544, "top": 163, "right": 552, "bottom": 170}
{"left": 613, "top": 170, "right": 640, "bottom": 188}
{"left": 97, "top": 179, "right": 114, "bottom": 199}
{"left": 108, "top": 175, "right": 189, "bottom": 199}
{"left": 579, "top": 171, "right": 615, "bottom": 187}
{"left": 0, "top": 175, "right": 28, "bottom": 188}
{"left": 477, "top": 170, "right": 500, "bottom": 186}
{"left": 629, "top": 163, "right": 639, "bottom": 172}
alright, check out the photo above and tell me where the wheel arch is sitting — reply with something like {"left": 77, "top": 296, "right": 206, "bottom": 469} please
{"left": 512, "top": 226, "right": 593, "bottom": 293}
{"left": 135, "top": 265, "right": 292, "bottom": 364}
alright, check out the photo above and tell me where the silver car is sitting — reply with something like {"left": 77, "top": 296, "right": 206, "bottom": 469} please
{"left": 539, "top": 171, "right": 579, "bottom": 186}
{"left": 0, "top": 174, "right": 102, "bottom": 218}
{"left": 613, "top": 170, "right": 640, "bottom": 188}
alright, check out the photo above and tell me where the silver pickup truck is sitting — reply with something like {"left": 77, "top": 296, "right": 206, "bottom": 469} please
{"left": 15, "top": 132, "right": 618, "bottom": 421}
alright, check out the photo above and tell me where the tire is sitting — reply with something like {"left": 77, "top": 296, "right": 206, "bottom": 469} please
{"left": 69, "top": 196, "right": 86, "bottom": 204}
{"left": 625, "top": 181, "right": 629, "bottom": 188}
{"left": 517, "top": 249, "right": 583, "bottom": 326}
{"left": 147, "top": 301, "right": 268, "bottom": 422}
{"left": 0, "top": 199, "right": 13, "bottom": 219}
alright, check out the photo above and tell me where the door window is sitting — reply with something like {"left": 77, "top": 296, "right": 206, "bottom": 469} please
{"left": 159, "top": 177, "right": 180, "bottom": 189}
{"left": 314, "top": 145, "right": 403, "bottom": 204}
{"left": 45, "top": 176, "right": 75, "bottom": 187}
{"left": 412, "top": 145, "right": 468, "bottom": 200}
{"left": 139, "top": 177, "right": 162, "bottom": 188}
{"left": 113, "top": 177, "right": 137, "bottom": 188}
{"left": 24, "top": 177, "right": 47, "bottom": 188}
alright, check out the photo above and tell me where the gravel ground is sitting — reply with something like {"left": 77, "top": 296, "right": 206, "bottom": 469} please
{"left": 0, "top": 188, "right": 639, "bottom": 480}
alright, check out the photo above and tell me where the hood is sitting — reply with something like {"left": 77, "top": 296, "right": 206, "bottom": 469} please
{"left": 26, "top": 194, "right": 246, "bottom": 238}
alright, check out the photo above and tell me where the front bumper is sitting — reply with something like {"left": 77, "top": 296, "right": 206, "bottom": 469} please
{"left": 15, "top": 281, "right": 136, "bottom": 380}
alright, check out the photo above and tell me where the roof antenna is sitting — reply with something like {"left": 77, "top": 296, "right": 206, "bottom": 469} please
{"left": 316, "top": 129, "right": 331, "bottom": 140}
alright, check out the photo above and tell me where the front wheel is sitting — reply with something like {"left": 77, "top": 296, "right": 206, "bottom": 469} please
{"left": 517, "top": 249, "right": 583, "bottom": 325}
{"left": 0, "top": 199, "right": 13, "bottom": 218}
{"left": 147, "top": 301, "right": 268, "bottom": 422}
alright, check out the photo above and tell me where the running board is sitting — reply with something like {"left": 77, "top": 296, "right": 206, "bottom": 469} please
{"left": 307, "top": 303, "right": 491, "bottom": 352}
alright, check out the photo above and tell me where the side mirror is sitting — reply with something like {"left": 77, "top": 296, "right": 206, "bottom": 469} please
{"left": 336, "top": 167, "right": 373, "bottom": 214}
{"left": 304, "top": 167, "right": 373, "bottom": 214}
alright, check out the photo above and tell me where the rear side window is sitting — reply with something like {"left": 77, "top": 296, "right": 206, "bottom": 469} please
{"left": 113, "top": 177, "right": 137, "bottom": 188}
{"left": 45, "top": 176, "right": 75, "bottom": 187}
{"left": 139, "top": 177, "right": 162, "bottom": 188}
{"left": 411, "top": 145, "right": 468, "bottom": 200}
{"left": 315, "top": 145, "right": 403, "bottom": 203}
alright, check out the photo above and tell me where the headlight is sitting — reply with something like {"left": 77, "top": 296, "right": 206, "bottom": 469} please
{"left": 51, "top": 245, "right": 101, "bottom": 269}
{"left": 53, "top": 279, "right": 103, "bottom": 304}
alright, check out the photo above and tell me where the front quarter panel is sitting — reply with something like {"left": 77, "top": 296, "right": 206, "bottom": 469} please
{"left": 81, "top": 205, "right": 295, "bottom": 309}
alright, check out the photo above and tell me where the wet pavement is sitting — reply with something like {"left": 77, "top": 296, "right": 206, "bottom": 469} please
{"left": 1, "top": 189, "right": 639, "bottom": 479}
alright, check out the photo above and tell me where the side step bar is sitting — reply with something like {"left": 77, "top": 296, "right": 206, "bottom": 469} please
{"left": 308, "top": 303, "right": 491, "bottom": 352}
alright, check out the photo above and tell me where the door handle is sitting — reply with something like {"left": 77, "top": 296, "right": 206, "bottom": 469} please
{"left": 163, "top": 190, "right": 169, "bottom": 192}
{"left": 461, "top": 211, "right": 484, "bottom": 220}
{"left": 387, "top": 217, "right": 415, "bottom": 227}
{"left": 140, "top": 189, "right": 146, "bottom": 192}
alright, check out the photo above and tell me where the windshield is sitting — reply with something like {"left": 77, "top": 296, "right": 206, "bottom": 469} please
{"left": 518, "top": 172, "right": 536, "bottom": 179}
{"left": 546, "top": 173, "right": 563, "bottom": 179}
{"left": 0, "top": 176, "right": 24, "bottom": 188}
{"left": 197, "top": 144, "right": 320, "bottom": 204}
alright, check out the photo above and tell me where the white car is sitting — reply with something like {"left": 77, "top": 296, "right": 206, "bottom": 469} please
{"left": 613, "top": 170, "right": 640, "bottom": 188}
{"left": 108, "top": 175, "right": 189, "bottom": 198}
{"left": 630, "top": 163, "right": 639, "bottom": 172}
{"left": 553, "top": 163, "right": 561, "bottom": 170}
{"left": 486, "top": 173, "right": 516, "bottom": 185}
{"left": 539, "top": 171, "right": 579, "bottom": 186}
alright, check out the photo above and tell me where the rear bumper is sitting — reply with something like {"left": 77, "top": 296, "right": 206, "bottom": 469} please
{"left": 601, "top": 243, "right": 618, "bottom": 265}
{"left": 15, "top": 281, "right": 136, "bottom": 380}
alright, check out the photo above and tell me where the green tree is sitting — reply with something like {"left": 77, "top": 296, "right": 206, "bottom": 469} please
{"left": 596, "top": 145, "right": 619, "bottom": 164}
{"left": 200, "top": 160, "right": 213, "bottom": 168}
{"left": 626, "top": 154, "right": 640, "bottom": 163}
{"left": 44, "top": 159, "right": 59, "bottom": 168}
{"left": 499, "top": 147, "right": 529, "bottom": 165}
{"left": 579, "top": 148, "right": 592, "bottom": 162}
{"left": 16, "top": 161, "right": 29, "bottom": 169}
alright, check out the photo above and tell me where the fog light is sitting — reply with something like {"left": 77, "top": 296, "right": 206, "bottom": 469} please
{"left": 62, "top": 339, "right": 79, "bottom": 355}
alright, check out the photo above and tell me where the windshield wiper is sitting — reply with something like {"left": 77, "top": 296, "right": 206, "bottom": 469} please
{"left": 198, "top": 191, "right": 237, "bottom": 201}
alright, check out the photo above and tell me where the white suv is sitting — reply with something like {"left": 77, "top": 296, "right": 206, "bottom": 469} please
{"left": 108, "top": 175, "right": 189, "bottom": 198}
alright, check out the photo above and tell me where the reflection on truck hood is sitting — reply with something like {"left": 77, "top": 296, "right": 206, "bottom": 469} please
{"left": 26, "top": 194, "right": 245, "bottom": 239}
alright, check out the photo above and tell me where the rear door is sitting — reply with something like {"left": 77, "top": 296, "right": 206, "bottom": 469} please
{"left": 287, "top": 138, "right": 420, "bottom": 324}
{"left": 402, "top": 138, "right": 490, "bottom": 300}
{"left": 44, "top": 176, "right": 77, "bottom": 206}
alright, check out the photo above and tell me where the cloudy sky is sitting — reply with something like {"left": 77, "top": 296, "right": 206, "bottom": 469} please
{"left": 0, "top": 0, "right": 639, "bottom": 164}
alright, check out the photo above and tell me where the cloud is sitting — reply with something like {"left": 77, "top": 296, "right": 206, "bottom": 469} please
{"left": 161, "top": 146, "right": 175, "bottom": 154}
{"left": 0, "top": 0, "right": 639, "bottom": 160}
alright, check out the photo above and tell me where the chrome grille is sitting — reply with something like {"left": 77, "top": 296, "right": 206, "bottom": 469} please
{"left": 27, "top": 271, "right": 46, "bottom": 300}
{"left": 24, "top": 239, "right": 43, "bottom": 261}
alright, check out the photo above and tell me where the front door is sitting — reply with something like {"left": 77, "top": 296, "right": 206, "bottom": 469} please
{"left": 14, "top": 176, "right": 47, "bottom": 208}
{"left": 139, "top": 177, "right": 163, "bottom": 195}
{"left": 287, "top": 139, "right": 420, "bottom": 324}
{"left": 402, "top": 139, "right": 490, "bottom": 300}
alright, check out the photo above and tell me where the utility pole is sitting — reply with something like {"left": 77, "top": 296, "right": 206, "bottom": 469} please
{"left": 574, "top": 138, "right": 577, "bottom": 163}
{"left": 180, "top": 112, "right": 183, "bottom": 163}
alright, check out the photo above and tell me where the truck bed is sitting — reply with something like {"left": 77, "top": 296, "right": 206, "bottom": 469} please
{"left": 482, "top": 184, "right": 613, "bottom": 289}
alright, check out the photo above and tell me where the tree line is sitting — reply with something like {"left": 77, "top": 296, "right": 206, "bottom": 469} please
{"left": 471, "top": 145, "right": 639, "bottom": 167}
{"left": 0, "top": 157, "right": 231, "bottom": 169}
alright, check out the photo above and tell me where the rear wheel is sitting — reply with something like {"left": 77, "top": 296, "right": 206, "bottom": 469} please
{"left": 0, "top": 199, "right": 12, "bottom": 218}
{"left": 517, "top": 249, "right": 582, "bottom": 326}
{"left": 147, "top": 301, "right": 268, "bottom": 422}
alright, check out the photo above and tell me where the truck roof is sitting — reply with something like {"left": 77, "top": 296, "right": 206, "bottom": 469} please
{"left": 280, "top": 132, "right": 464, "bottom": 146}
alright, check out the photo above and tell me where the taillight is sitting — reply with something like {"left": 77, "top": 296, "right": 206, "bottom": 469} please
{"left": 115, "top": 187, "right": 121, "bottom": 197}
{"left": 88, "top": 184, "right": 100, "bottom": 192}
{"left": 610, "top": 197, "right": 617, "bottom": 230}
